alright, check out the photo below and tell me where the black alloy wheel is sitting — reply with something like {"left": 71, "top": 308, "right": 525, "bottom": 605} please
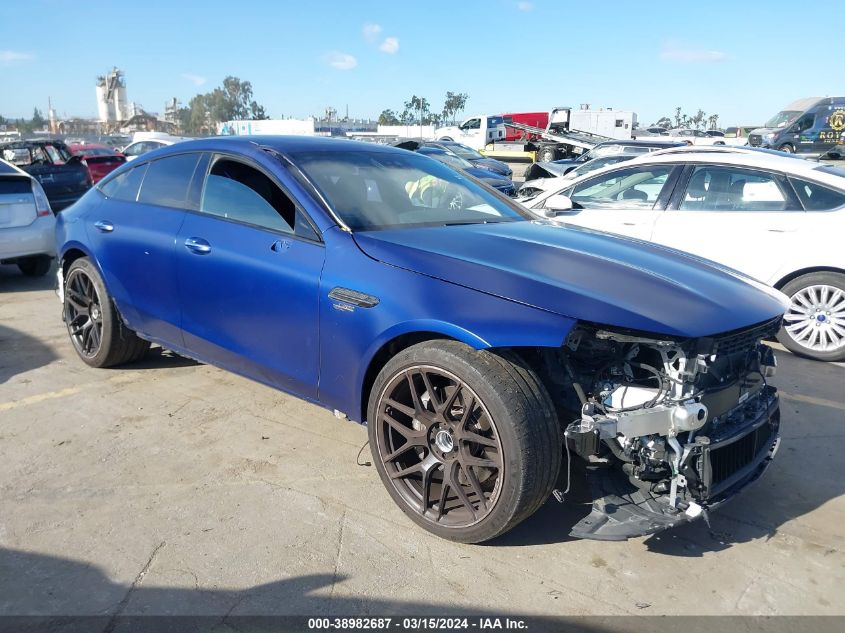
{"left": 65, "top": 266, "right": 104, "bottom": 358}
{"left": 63, "top": 257, "right": 150, "bottom": 368}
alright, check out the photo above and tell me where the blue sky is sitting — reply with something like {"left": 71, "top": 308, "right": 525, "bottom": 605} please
{"left": 0, "top": 0, "right": 839, "bottom": 127}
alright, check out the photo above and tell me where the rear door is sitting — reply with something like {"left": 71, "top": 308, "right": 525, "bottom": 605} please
{"left": 536, "top": 164, "right": 680, "bottom": 240}
{"left": 89, "top": 152, "right": 205, "bottom": 344}
{"left": 176, "top": 153, "right": 325, "bottom": 398}
{"left": 650, "top": 164, "right": 803, "bottom": 283}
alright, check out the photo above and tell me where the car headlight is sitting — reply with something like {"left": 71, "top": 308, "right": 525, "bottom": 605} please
{"left": 764, "top": 132, "right": 777, "bottom": 140}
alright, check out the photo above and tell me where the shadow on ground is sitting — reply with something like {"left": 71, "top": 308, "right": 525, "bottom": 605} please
{"left": 0, "top": 263, "right": 56, "bottom": 293}
{"left": 0, "top": 323, "right": 58, "bottom": 384}
{"left": 1, "top": 547, "right": 833, "bottom": 633}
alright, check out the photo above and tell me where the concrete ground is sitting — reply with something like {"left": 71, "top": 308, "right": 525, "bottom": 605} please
{"left": 1, "top": 263, "right": 844, "bottom": 621}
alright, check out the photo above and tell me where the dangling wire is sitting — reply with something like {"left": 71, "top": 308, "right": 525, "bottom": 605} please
{"left": 356, "top": 440, "right": 371, "bottom": 467}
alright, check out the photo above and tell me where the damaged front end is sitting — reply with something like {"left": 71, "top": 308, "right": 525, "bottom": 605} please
{"left": 534, "top": 317, "right": 782, "bottom": 540}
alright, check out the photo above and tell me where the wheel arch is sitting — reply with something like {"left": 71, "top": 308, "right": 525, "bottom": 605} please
{"left": 355, "top": 315, "right": 574, "bottom": 423}
{"left": 774, "top": 266, "right": 845, "bottom": 290}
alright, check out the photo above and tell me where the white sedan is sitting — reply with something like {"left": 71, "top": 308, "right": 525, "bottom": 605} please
{"left": 524, "top": 149, "right": 845, "bottom": 361}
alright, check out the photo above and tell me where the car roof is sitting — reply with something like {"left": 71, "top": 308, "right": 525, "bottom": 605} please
{"left": 594, "top": 139, "right": 685, "bottom": 148}
{"left": 147, "top": 135, "right": 416, "bottom": 157}
{"left": 621, "top": 149, "right": 845, "bottom": 186}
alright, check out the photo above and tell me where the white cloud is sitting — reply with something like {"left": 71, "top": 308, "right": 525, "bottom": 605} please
{"left": 379, "top": 37, "right": 399, "bottom": 54}
{"left": 0, "top": 50, "right": 34, "bottom": 66}
{"left": 182, "top": 73, "right": 207, "bottom": 86}
{"left": 363, "top": 23, "right": 382, "bottom": 42}
{"left": 659, "top": 42, "right": 728, "bottom": 63}
{"left": 323, "top": 51, "right": 358, "bottom": 70}
{"left": 517, "top": 1, "right": 533, "bottom": 10}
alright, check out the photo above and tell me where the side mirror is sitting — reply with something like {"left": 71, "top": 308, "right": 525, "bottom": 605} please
{"left": 543, "top": 193, "right": 574, "bottom": 217}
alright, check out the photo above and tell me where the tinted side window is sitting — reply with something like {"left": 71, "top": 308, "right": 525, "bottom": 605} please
{"left": 790, "top": 177, "right": 845, "bottom": 211}
{"left": 138, "top": 153, "right": 200, "bottom": 208}
{"left": 680, "top": 166, "right": 788, "bottom": 212}
{"left": 99, "top": 164, "right": 148, "bottom": 201}
{"left": 201, "top": 158, "right": 296, "bottom": 234}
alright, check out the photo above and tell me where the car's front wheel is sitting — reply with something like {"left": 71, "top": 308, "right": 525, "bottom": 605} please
{"left": 63, "top": 257, "right": 150, "bottom": 367}
{"left": 778, "top": 272, "right": 845, "bottom": 362}
{"left": 779, "top": 143, "right": 795, "bottom": 153}
{"left": 367, "top": 341, "right": 561, "bottom": 543}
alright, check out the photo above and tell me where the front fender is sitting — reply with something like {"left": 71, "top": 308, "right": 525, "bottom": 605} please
{"left": 317, "top": 228, "right": 575, "bottom": 422}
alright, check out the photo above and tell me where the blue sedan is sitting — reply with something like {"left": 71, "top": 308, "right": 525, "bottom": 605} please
{"left": 56, "top": 136, "right": 786, "bottom": 543}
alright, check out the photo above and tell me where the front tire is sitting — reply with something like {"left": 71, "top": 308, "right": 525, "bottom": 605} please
{"left": 777, "top": 272, "right": 845, "bottom": 361}
{"left": 779, "top": 143, "right": 795, "bottom": 153}
{"left": 367, "top": 341, "right": 561, "bottom": 543}
{"left": 17, "top": 255, "right": 51, "bottom": 277}
{"left": 63, "top": 257, "right": 151, "bottom": 368}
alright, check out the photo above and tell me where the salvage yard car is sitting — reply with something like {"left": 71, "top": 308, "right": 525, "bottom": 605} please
{"left": 0, "top": 139, "right": 92, "bottom": 211}
{"left": 56, "top": 137, "right": 786, "bottom": 543}
{"left": 0, "top": 158, "right": 55, "bottom": 276}
{"left": 524, "top": 148, "right": 845, "bottom": 362}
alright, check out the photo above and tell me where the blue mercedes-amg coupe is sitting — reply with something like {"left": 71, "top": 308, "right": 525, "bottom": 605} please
{"left": 56, "top": 136, "right": 787, "bottom": 543}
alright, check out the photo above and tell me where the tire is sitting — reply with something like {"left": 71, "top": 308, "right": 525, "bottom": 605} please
{"left": 367, "top": 340, "right": 561, "bottom": 543}
{"left": 438, "top": 136, "right": 454, "bottom": 142}
{"left": 779, "top": 143, "right": 795, "bottom": 153}
{"left": 777, "top": 272, "right": 845, "bottom": 362}
{"left": 539, "top": 146, "right": 556, "bottom": 162}
{"left": 63, "top": 257, "right": 150, "bottom": 368}
{"left": 17, "top": 255, "right": 52, "bottom": 277}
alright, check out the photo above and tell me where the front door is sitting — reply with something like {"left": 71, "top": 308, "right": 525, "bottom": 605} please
{"left": 538, "top": 164, "right": 678, "bottom": 241}
{"left": 176, "top": 154, "right": 325, "bottom": 399}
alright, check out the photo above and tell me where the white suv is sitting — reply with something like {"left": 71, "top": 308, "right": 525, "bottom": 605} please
{"left": 525, "top": 150, "right": 845, "bottom": 361}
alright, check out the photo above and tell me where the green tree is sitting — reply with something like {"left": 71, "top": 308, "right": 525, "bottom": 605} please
{"left": 441, "top": 91, "right": 468, "bottom": 125}
{"left": 378, "top": 109, "right": 400, "bottom": 125}
{"left": 31, "top": 107, "right": 46, "bottom": 129}
{"left": 403, "top": 95, "right": 430, "bottom": 124}
{"left": 654, "top": 116, "right": 672, "bottom": 129}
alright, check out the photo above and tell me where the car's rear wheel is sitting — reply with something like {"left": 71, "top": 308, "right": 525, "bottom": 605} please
{"left": 779, "top": 143, "right": 795, "bottom": 153}
{"left": 777, "top": 272, "right": 845, "bottom": 362}
{"left": 17, "top": 255, "right": 51, "bottom": 277}
{"left": 367, "top": 341, "right": 561, "bottom": 543}
{"left": 64, "top": 257, "right": 150, "bottom": 368}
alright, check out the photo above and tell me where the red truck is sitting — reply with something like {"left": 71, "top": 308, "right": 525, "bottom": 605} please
{"left": 502, "top": 112, "right": 548, "bottom": 141}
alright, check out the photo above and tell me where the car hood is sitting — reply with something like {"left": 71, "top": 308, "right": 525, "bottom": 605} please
{"left": 465, "top": 167, "right": 510, "bottom": 185}
{"left": 750, "top": 127, "right": 780, "bottom": 136}
{"left": 353, "top": 221, "right": 788, "bottom": 338}
{"left": 472, "top": 157, "right": 510, "bottom": 175}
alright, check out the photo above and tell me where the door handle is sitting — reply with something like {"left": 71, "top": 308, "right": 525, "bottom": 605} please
{"left": 270, "top": 239, "right": 291, "bottom": 253}
{"left": 184, "top": 237, "right": 211, "bottom": 254}
{"left": 94, "top": 220, "right": 114, "bottom": 233}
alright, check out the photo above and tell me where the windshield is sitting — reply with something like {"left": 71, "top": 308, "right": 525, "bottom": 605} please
{"left": 432, "top": 152, "right": 474, "bottom": 170}
{"left": 291, "top": 150, "right": 526, "bottom": 231}
{"left": 442, "top": 143, "right": 483, "bottom": 160}
{"left": 569, "top": 155, "right": 633, "bottom": 178}
{"left": 764, "top": 110, "right": 802, "bottom": 128}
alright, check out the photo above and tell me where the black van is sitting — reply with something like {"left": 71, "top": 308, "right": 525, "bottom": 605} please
{"left": 749, "top": 96, "right": 845, "bottom": 156}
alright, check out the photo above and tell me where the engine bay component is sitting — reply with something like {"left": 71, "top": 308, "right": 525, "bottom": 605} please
{"left": 534, "top": 318, "right": 782, "bottom": 538}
